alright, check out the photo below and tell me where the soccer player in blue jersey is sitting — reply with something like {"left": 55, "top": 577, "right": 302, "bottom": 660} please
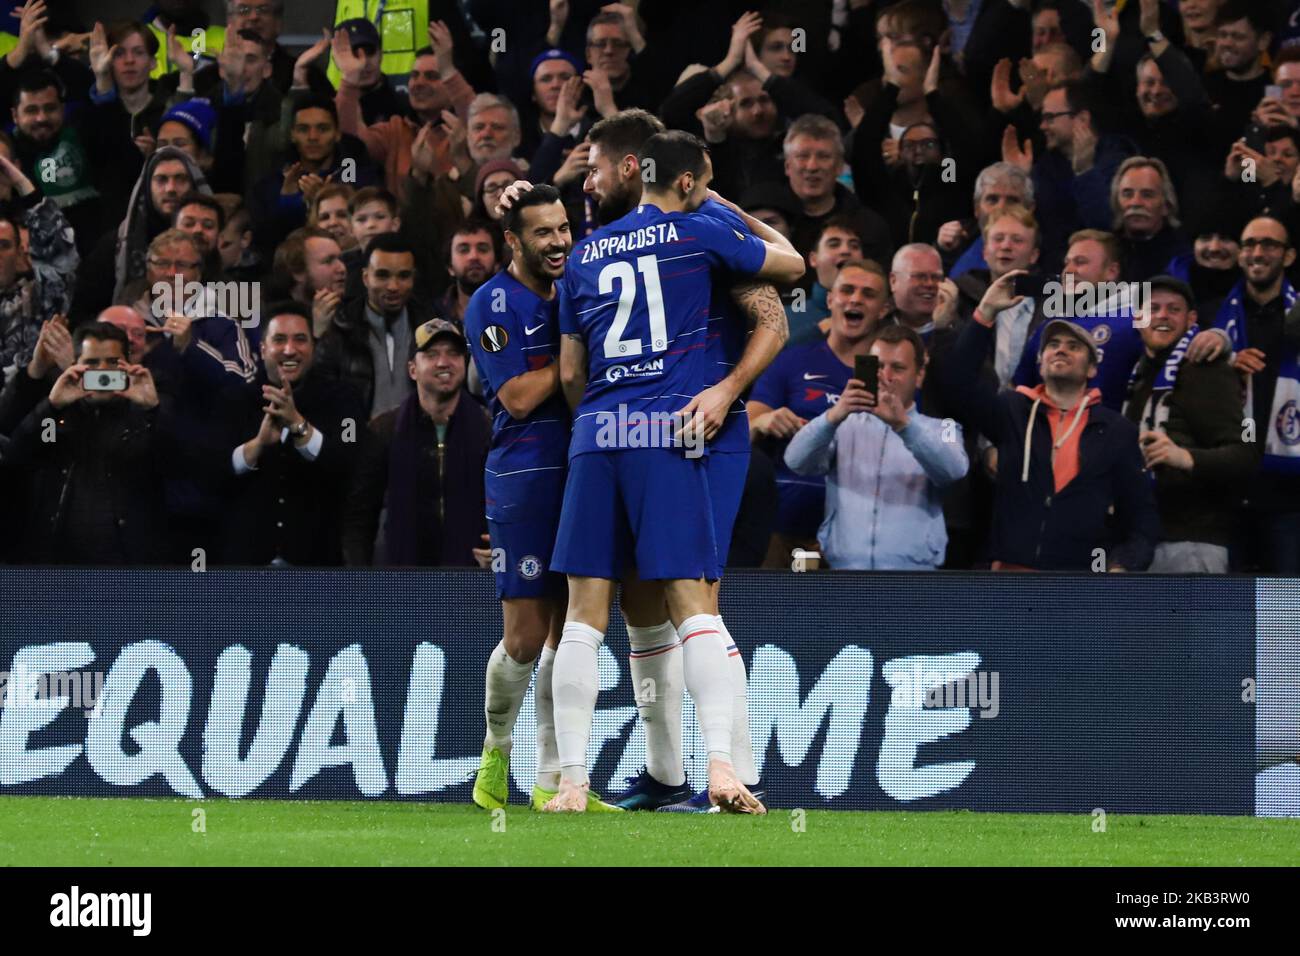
{"left": 498, "top": 110, "right": 791, "bottom": 812}
{"left": 747, "top": 260, "right": 891, "bottom": 562}
{"left": 464, "top": 185, "right": 620, "bottom": 812}
{"left": 543, "top": 131, "right": 804, "bottom": 812}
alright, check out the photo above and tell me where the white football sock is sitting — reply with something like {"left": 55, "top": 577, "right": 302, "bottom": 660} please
{"left": 483, "top": 640, "right": 534, "bottom": 755}
{"left": 678, "top": 613, "right": 733, "bottom": 764}
{"left": 553, "top": 622, "right": 604, "bottom": 786}
{"left": 627, "top": 620, "right": 685, "bottom": 786}
{"left": 534, "top": 645, "right": 560, "bottom": 791}
{"left": 717, "top": 615, "right": 758, "bottom": 786}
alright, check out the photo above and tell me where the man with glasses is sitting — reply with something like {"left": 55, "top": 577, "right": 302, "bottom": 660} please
{"left": 1018, "top": 79, "right": 1134, "bottom": 270}
{"left": 582, "top": 9, "right": 660, "bottom": 115}
{"left": 1187, "top": 216, "right": 1300, "bottom": 571}
{"left": 225, "top": 0, "right": 298, "bottom": 95}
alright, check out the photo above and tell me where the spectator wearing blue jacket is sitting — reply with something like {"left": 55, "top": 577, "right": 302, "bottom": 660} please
{"left": 941, "top": 269, "right": 1159, "bottom": 571}
{"left": 786, "top": 323, "right": 967, "bottom": 570}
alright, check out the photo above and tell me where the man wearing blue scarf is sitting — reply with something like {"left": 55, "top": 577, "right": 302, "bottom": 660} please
{"left": 1189, "top": 216, "right": 1300, "bottom": 571}
{"left": 1122, "top": 276, "right": 1259, "bottom": 572}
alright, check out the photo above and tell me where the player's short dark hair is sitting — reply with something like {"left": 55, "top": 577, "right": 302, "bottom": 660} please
{"left": 173, "top": 193, "right": 226, "bottom": 230}
{"left": 502, "top": 184, "right": 563, "bottom": 235}
{"left": 587, "top": 109, "right": 666, "bottom": 163}
{"left": 868, "top": 322, "right": 927, "bottom": 370}
{"left": 75, "top": 321, "right": 129, "bottom": 355}
{"left": 13, "top": 69, "right": 64, "bottom": 106}
{"left": 264, "top": 302, "right": 315, "bottom": 337}
{"left": 638, "top": 131, "right": 710, "bottom": 192}
{"left": 364, "top": 232, "right": 417, "bottom": 265}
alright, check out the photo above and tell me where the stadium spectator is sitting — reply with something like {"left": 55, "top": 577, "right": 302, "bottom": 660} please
{"left": 273, "top": 226, "right": 346, "bottom": 321}
{"left": 748, "top": 258, "right": 890, "bottom": 567}
{"left": 315, "top": 233, "right": 431, "bottom": 418}
{"left": 329, "top": 18, "right": 404, "bottom": 126}
{"left": 581, "top": 8, "right": 661, "bottom": 115}
{"left": 128, "top": 229, "right": 257, "bottom": 387}
{"left": 0, "top": 152, "right": 77, "bottom": 376}
{"left": 1166, "top": 189, "right": 1250, "bottom": 319}
{"left": 1012, "top": 228, "right": 1146, "bottom": 411}
{"left": 6, "top": 322, "right": 178, "bottom": 564}
{"left": 1110, "top": 156, "right": 1192, "bottom": 282}
{"left": 887, "top": 243, "right": 949, "bottom": 336}
{"left": 10, "top": 69, "right": 103, "bottom": 256}
{"left": 521, "top": 49, "right": 585, "bottom": 161}
{"left": 1122, "top": 275, "right": 1259, "bottom": 573}
{"left": 782, "top": 114, "right": 892, "bottom": 263}
{"left": 660, "top": 12, "right": 843, "bottom": 198}
{"left": 474, "top": 160, "right": 525, "bottom": 224}
{"left": 344, "top": 318, "right": 490, "bottom": 566}
{"left": 785, "top": 323, "right": 967, "bottom": 570}
{"left": 1201, "top": 1, "right": 1274, "bottom": 154}
{"left": 250, "top": 93, "right": 380, "bottom": 255}
{"left": 954, "top": 204, "right": 1046, "bottom": 388}
{"left": 438, "top": 219, "right": 502, "bottom": 326}
{"left": 218, "top": 303, "right": 364, "bottom": 566}
{"left": 786, "top": 217, "right": 863, "bottom": 346}
{"left": 71, "top": 145, "right": 207, "bottom": 324}
{"left": 172, "top": 192, "right": 226, "bottom": 278}
{"left": 1189, "top": 215, "right": 1300, "bottom": 572}
{"left": 941, "top": 286, "right": 1159, "bottom": 572}
{"left": 307, "top": 182, "right": 355, "bottom": 249}
{"left": 333, "top": 23, "right": 475, "bottom": 196}
{"left": 941, "top": 161, "right": 1036, "bottom": 278}
{"left": 1016, "top": 79, "right": 1135, "bottom": 268}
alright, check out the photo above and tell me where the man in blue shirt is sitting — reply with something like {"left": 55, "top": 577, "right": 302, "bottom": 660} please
{"left": 786, "top": 324, "right": 968, "bottom": 569}
{"left": 544, "top": 130, "right": 804, "bottom": 813}
{"left": 748, "top": 259, "right": 891, "bottom": 566}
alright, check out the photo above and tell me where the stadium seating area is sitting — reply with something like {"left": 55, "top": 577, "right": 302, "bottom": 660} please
{"left": 3, "top": 0, "right": 1300, "bottom": 574}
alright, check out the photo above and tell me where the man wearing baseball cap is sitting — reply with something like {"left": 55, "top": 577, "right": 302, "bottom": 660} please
{"left": 344, "top": 316, "right": 491, "bottom": 567}
{"left": 941, "top": 268, "right": 1160, "bottom": 571}
{"left": 1123, "top": 276, "right": 1259, "bottom": 572}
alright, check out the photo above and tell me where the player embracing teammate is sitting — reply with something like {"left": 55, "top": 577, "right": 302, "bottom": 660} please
{"left": 465, "top": 184, "right": 620, "bottom": 812}
{"left": 536, "top": 118, "right": 802, "bottom": 812}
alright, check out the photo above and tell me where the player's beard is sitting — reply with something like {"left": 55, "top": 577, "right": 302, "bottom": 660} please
{"left": 519, "top": 238, "right": 567, "bottom": 283}
{"left": 594, "top": 181, "right": 636, "bottom": 225}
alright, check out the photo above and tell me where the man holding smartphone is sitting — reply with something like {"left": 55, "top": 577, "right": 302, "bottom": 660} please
{"left": 784, "top": 324, "right": 968, "bottom": 570}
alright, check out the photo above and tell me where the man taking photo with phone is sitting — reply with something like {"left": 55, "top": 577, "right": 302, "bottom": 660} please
{"left": 5, "top": 322, "right": 180, "bottom": 564}
{"left": 784, "top": 324, "right": 968, "bottom": 570}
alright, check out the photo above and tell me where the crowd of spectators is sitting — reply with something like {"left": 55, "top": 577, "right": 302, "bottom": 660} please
{"left": 2, "top": 0, "right": 1300, "bottom": 574}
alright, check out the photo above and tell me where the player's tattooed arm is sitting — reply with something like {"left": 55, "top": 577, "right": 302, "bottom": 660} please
{"left": 559, "top": 333, "right": 588, "bottom": 414}
{"left": 724, "top": 280, "right": 787, "bottom": 392}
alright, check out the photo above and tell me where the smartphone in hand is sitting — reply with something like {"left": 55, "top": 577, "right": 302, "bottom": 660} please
{"left": 854, "top": 354, "right": 879, "bottom": 405}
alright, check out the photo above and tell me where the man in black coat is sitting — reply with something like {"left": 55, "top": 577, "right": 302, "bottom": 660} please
{"left": 5, "top": 322, "right": 179, "bottom": 564}
{"left": 217, "top": 303, "right": 364, "bottom": 565}
{"left": 343, "top": 318, "right": 490, "bottom": 567}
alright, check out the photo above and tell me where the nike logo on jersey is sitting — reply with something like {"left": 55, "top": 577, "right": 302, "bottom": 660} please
{"left": 803, "top": 373, "right": 828, "bottom": 380}
{"left": 524, "top": 323, "right": 547, "bottom": 336}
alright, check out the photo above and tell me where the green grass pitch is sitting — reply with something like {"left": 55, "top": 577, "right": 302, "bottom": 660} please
{"left": 3, "top": 796, "right": 1299, "bottom": 866}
